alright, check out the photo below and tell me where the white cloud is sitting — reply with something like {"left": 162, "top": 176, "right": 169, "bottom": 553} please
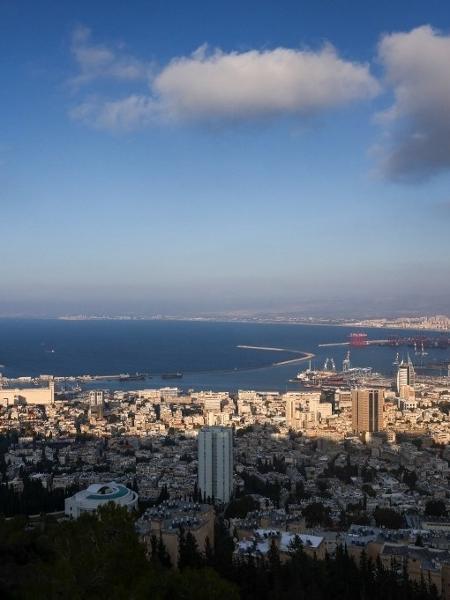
{"left": 68, "top": 31, "right": 379, "bottom": 131}
{"left": 69, "top": 25, "right": 151, "bottom": 88}
{"left": 152, "top": 44, "right": 379, "bottom": 122}
{"left": 377, "top": 25, "right": 450, "bottom": 180}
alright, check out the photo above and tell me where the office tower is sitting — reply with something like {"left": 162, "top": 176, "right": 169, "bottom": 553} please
{"left": 397, "top": 356, "right": 415, "bottom": 394}
{"left": 89, "top": 390, "right": 104, "bottom": 419}
{"left": 352, "top": 388, "right": 384, "bottom": 434}
{"left": 198, "top": 426, "right": 233, "bottom": 503}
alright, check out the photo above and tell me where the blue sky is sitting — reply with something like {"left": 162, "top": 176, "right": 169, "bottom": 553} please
{"left": 1, "top": 0, "right": 450, "bottom": 317}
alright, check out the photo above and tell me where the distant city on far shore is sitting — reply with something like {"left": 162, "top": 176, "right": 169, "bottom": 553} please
{"left": 51, "top": 313, "right": 450, "bottom": 333}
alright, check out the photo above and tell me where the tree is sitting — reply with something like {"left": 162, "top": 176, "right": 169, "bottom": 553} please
{"left": 178, "top": 528, "right": 203, "bottom": 569}
{"left": 157, "top": 484, "right": 170, "bottom": 504}
{"left": 267, "top": 538, "right": 281, "bottom": 572}
{"left": 224, "top": 495, "right": 258, "bottom": 519}
{"left": 192, "top": 481, "right": 201, "bottom": 503}
{"left": 150, "top": 533, "right": 159, "bottom": 559}
{"left": 287, "top": 534, "right": 304, "bottom": 555}
{"left": 0, "top": 505, "right": 241, "bottom": 599}
{"left": 29, "top": 503, "right": 151, "bottom": 597}
{"left": 374, "top": 507, "right": 404, "bottom": 529}
{"left": 157, "top": 533, "right": 172, "bottom": 568}
{"left": 362, "top": 483, "right": 376, "bottom": 497}
{"left": 425, "top": 500, "right": 447, "bottom": 517}
{"left": 361, "top": 466, "right": 375, "bottom": 483}
{"left": 212, "top": 518, "right": 235, "bottom": 578}
{"left": 317, "top": 479, "right": 330, "bottom": 496}
{"left": 204, "top": 536, "right": 214, "bottom": 566}
{"left": 404, "top": 470, "right": 418, "bottom": 490}
{"left": 302, "top": 502, "right": 331, "bottom": 527}
{"left": 167, "top": 568, "right": 239, "bottom": 600}
{"left": 0, "top": 502, "right": 441, "bottom": 600}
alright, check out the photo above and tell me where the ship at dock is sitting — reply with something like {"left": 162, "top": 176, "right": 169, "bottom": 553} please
{"left": 119, "top": 373, "right": 148, "bottom": 382}
{"left": 291, "top": 352, "right": 375, "bottom": 389}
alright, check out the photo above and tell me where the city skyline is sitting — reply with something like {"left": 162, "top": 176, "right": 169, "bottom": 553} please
{"left": 2, "top": 0, "right": 450, "bottom": 316}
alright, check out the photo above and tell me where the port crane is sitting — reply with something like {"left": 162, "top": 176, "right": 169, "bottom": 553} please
{"left": 342, "top": 351, "right": 351, "bottom": 373}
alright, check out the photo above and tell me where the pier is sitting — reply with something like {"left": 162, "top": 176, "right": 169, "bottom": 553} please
{"left": 318, "top": 340, "right": 389, "bottom": 348}
{"left": 237, "top": 345, "right": 315, "bottom": 366}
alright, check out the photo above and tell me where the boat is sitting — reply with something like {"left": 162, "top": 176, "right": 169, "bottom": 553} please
{"left": 294, "top": 362, "right": 329, "bottom": 385}
{"left": 392, "top": 352, "right": 400, "bottom": 366}
{"left": 161, "top": 372, "right": 183, "bottom": 379}
{"left": 295, "top": 360, "right": 319, "bottom": 383}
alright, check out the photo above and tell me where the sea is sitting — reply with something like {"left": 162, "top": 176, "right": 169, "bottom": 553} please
{"left": 0, "top": 319, "right": 449, "bottom": 392}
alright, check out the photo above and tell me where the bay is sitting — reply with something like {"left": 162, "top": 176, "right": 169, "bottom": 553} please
{"left": 0, "top": 319, "right": 449, "bottom": 391}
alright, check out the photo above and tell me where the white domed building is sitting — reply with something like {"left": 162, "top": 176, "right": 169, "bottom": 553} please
{"left": 65, "top": 482, "right": 138, "bottom": 519}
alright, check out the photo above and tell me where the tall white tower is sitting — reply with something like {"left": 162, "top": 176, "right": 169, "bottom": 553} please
{"left": 198, "top": 426, "right": 233, "bottom": 504}
{"left": 396, "top": 356, "right": 415, "bottom": 394}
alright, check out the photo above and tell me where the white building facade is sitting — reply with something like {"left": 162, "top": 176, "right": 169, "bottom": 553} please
{"left": 0, "top": 381, "right": 55, "bottom": 406}
{"left": 64, "top": 482, "right": 138, "bottom": 519}
{"left": 198, "top": 426, "right": 233, "bottom": 504}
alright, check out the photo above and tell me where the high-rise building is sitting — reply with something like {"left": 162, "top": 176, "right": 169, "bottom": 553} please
{"left": 397, "top": 356, "right": 415, "bottom": 395}
{"left": 89, "top": 390, "right": 104, "bottom": 419}
{"left": 352, "top": 388, "right": 384, "bottom": 435}
{"left": 198, "top": 426, "right": 233, "bottom": 504}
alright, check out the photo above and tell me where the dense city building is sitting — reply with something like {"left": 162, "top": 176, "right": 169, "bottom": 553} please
{"left": 285, "top": 392, "right": 332, "bottom": 431}
{"left": 1, "top": 363, "right": 450, "bottom": 596}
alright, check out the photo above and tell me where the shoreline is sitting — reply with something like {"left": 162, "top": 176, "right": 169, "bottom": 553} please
{"left": 1, "top": 316, "right": 450, "bottom": 334}
{"left": 53, "top": 316, "right": 450, "bottom": 335}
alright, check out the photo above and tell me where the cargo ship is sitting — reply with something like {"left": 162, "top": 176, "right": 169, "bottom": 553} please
{"left": 119, "top": 373, "right": 147, "bottom": 382}
{"left": 161, "top": 372, "right": 183, "bottom": 380}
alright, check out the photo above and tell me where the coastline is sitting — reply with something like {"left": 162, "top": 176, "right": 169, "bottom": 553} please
{"left": 0, "top": 319, "right": 448, "bottom": 385}
{"left": 1, "top": 315, "right": 449, "bottom": 334}
{"left": 53, "top": 316, "right": 450, "bottom": 334}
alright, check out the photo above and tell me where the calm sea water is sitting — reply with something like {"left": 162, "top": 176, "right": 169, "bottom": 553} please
{"left": 0, "top": 319, "right": 449, "bottom": 391}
